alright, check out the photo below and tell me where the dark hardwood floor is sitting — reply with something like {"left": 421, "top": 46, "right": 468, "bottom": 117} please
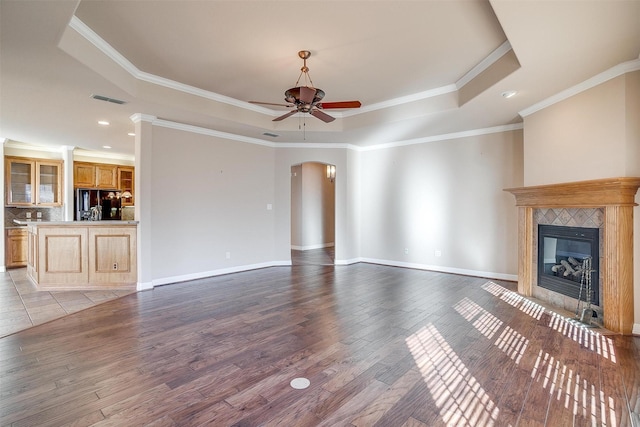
{"left": 291, "top": 247, "right": 335, "bottom": 266}
{"left": 1, "top": 261, "right": 639, "bottom": 426}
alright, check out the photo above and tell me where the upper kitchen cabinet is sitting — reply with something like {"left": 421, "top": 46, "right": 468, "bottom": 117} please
{"left": 74, "top": 162, "right": 118, "bottom": 189}
{"left": 74, "top": 162, "right": 95, "bottom": 187}
{"left": 117, "top": 167, "right": 134, "bottom": 206}
{"left": 5, "top": 156, "right": 63, "bottom": 207}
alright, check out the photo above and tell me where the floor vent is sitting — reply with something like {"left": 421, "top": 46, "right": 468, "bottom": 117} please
{"left": 91, "top": 94, "right": 127, "bottom": 105}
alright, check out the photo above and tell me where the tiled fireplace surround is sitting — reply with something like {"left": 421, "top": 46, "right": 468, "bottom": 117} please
{"left": 533, "top": 207, "right": 604, "bottom": 323}
{"left": 506, "top": 177, "right": 640, "bottom": 335}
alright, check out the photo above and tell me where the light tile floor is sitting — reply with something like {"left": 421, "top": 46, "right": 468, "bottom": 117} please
{"left": 0, "top": 268, "right": 135, "bottom": 338}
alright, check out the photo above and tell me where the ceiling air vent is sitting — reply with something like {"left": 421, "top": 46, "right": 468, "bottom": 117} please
{"left": 91, "top": 94, "right": 127, "bottom": 105}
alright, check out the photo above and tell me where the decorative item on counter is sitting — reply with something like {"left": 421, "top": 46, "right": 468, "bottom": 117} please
{"left": 90, "top": 205, "right": 102, "bottom": 221}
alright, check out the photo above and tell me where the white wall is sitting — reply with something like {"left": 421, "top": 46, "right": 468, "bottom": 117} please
{"left": 523, "top": 74, "right": 635, "bottom": 185}
{"left": 148, "top": 126, "right": 277, "bottom": 283}
{"left": 130, "top": 123, "right": 523, "bottom": 286}
{"left": 358, "top": 130, "right": 524, "bottom": 278}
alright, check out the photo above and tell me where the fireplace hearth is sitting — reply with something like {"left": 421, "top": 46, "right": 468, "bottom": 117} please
{"left": 537, "top": 224, "right": 599, "bottom": 306}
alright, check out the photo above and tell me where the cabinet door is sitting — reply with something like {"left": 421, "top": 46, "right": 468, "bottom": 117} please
{"left": 117, "top": 167, "right": 134, "bottom": 206}
{"left": 5, "top": 158, "right": 35, "bottom": 205}
{"left": 36, "top": 161, "right": 62, "bottom": 206}
{"left": 6, "top": 228, "right": 28, "bottom": 267}
{"left": 88, "top": 227, "right": 137, "bottom": 284}
{"left": 37, "top": 227, "right": 88, "bottom": 286}
{"left": 74, "top": 163, "right": 95, "bottom": 187}
{"left": 96, "top": 165, "right": 117, "bottom": 188}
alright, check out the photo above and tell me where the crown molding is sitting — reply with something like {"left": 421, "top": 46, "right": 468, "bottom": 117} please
{"left": 70, "top": 16, "right": 517, "bottom": 121}
{"left": 357, "top": 123, "right": 523, "bottom": 152}
{"left": 142, "top": 116, "right": 522, "bottom": 152}
{"left": 456, "top": 40, "right": 513, "bottom": 89}
{"left": 73, "top": 148, "right": 135, "bottom": 162}
{"left": 3, "top": 140, "right": 67, "bottom": 153}
{"left": 129, "top": 113, "right": 157, "bottom": 124}
{"left": 344, "top": 84, "right": 458, "bottom": 117}
{"left": 519, "top": 58, "right": 640, "bottom": 117}
{"left": 152, "top": 119, "right": 278, "bottom": 148}
{"left": 69, "top": 17, "right": 271, "bottom": 116}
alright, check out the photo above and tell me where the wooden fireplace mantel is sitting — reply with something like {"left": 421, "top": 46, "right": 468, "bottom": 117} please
{"left": 505, "top": 177, "right": 640, "bottom": 334}
{"left": 505, "top": 177, "right": 640, "bottom": 208}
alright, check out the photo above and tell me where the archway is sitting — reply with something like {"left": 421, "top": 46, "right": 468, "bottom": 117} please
{"left": 290, "top": 162, "right": 335, "bottom": 265}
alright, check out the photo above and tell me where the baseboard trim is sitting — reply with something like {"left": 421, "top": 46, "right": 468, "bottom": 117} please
{"left": 151, "top": 260, "right": 292, "bottom": 288}
{"left": 335, "top": 257, "right": 363, "bottom": 265}
{"left": 145, "top": 258, "right": 516, "bottom": 289}
{"left": 137, "top": 281, "right": 154, "bottom": 291}
{"left": 358, "top": 257, "right": 518, "bottom": 282}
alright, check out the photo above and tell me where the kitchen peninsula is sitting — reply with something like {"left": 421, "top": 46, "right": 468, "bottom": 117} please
{"left": 18, "top": 220, "right": 138, "bottom": 290}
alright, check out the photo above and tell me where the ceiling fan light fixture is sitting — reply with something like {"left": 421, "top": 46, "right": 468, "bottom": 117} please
{"left": 249, "top": 50, "right": 361, "bottom": 124}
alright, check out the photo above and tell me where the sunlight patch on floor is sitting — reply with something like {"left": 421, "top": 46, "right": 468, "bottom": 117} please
{"left": 530, "top": 349, "right": 619, "bottom": 426}
{"left": 548, "top": 312, "right": 616, "bottom": 363}
{"left": 454, "top": 298, "right": 503, "bottom": 340}
{"left": 406, "top": 324, "right": 500, "bottom": 426}
{"left": 480, "top": 281, "right": 544, "bottom": 320}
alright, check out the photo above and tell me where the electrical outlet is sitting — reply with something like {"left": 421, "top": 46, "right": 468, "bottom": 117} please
{"left": 435, "top": 250, "right": 442, "bottom": 257}
{"left": 112, "top": 263, "right": 118, "bottom": 270}
{"left": 36, "top": 212, "right": 42, "bottom": 218}
{"left": 26, "top": 212, "right": 31, "bottom": 219}
{"left": 226, "top": 252, "right": 231, "bottom": 259}
{"left": 404, "top": 248, "right": 409, "bottom": 255}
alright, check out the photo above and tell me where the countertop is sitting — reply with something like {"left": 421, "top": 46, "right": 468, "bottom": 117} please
{"left": 13, "top": 219, "right": 138, "bottom": 226}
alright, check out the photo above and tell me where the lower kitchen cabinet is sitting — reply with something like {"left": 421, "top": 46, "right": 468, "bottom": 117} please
{"left": 27, "top": 222, "right": 137, "bottom": 289}
{"left": 5, "top": 228, "right": 28, "bottom": 268}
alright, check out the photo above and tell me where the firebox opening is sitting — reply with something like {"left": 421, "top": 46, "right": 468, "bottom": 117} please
{"left": 537, "top": 224, "right": 599, "bottom": 306}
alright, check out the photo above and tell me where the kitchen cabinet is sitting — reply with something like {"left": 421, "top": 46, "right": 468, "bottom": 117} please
{"left": 96, "top": 164, "right": 118, "bottom": 188}
{"left": 27, "top": 222, "right": 137, "bottom": 289}
{"left": 74, "top": 162, "right": 118, "bottom": 188}
{"left": 117, "top": 167, "right": 134, "bottom": 206}
{"left": 5, "top": 156, "right": 63, "bottom": 206}
{"left": 5, "top": 228, "right": 28, "bottom": 268}
{"left": 74, "top": 163, "right": 96, "bottom": 187}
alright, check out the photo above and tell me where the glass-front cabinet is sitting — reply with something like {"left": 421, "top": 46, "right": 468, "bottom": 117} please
{"left": 117, "top": 167, "right": 134, "bottom": 206}
{"left": 5, "top": 156, "right": 63, "bottom": 206}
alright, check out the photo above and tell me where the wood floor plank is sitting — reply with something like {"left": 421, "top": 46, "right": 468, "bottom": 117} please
{"left": 1, "top": 259, "right": 638, "bottom": 426}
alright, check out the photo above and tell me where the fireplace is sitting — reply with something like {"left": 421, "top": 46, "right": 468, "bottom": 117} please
{"left": 537, "top": 224, "right": 599, "bottom": 306}
{"left": 505, "top": 177, "right": 640, "bottom": 335}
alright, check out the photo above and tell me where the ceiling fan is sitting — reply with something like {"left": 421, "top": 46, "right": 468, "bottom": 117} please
{"left": 249, "top": 50, "right": 361, "bottom": 123}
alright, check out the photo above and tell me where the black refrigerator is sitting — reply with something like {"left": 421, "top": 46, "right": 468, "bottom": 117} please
{"left": 75, "top": 188, "right": 122, "bottom": 220}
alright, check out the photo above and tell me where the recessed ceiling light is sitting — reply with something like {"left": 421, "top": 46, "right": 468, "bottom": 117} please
{"left": 103, "top": 145, "right": 112, "bottom": 149}
{"left": 98, "top": 120, "right": 110, "bottom": 126}
{"left": 501, "top": 90, "right": 518, "bottom": 99}
{"left": 128, "top": 132, "right": 135, "bottom": 136}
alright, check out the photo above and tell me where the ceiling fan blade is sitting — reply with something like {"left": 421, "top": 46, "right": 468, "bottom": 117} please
{"left": 317, "top": 101, "right": 362, "bottom": 109}
{"left": 310, "top": 109, "right": 335, "bottom": 123}
{"left": 299, "top": 86, "right": 316, "bottom": 104}
{"left": 249, "top": 101, "right": 293, "bottom": 107}
{"left": 273, "top": 110, "right": 299, "bottom": 122}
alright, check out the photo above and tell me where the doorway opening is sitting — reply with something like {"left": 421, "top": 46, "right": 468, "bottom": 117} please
{"left": 290, "top": 162, "right": 335, "bottom": 266}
